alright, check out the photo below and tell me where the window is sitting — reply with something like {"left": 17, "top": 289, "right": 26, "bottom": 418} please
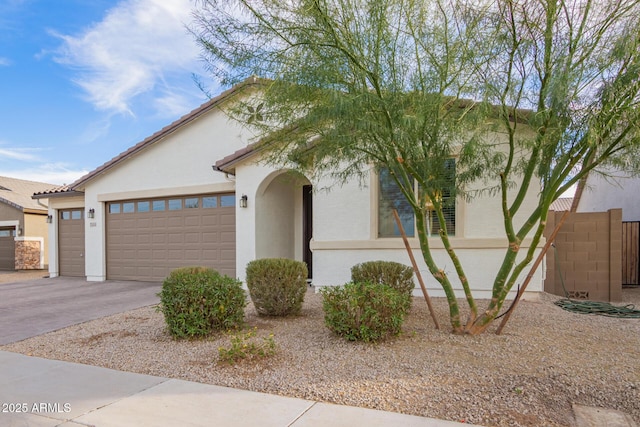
{"left": 185, "top": 197, "right": 199, "bottom": 209}
{"left": 122, "top": 202, "right": 135, "bottom": 213}
{"left": 0, "top": 229, "right": 14, "bottom": 237}
{"left": 152, "top": 200, "right": 165, "bottom": 211}
{"left": 378, "top": 160, "right": 456, "bottom": 237}
{"left": 378, "top": 169, "right": 414, "bottom": 237}
{"left": 109, "top": 203, "right": 121, "bottom": 214}
{"left": 203, "top": 196, "right": 217, "bottom": 208}
{"left": 220, "top": 195, "right": 235, "bottom": 207}
{"left": 168, "top": 199, "right": 182, "bottom": 210}
{"left": 137, "top": 201, "right": 150, "bottom": 212}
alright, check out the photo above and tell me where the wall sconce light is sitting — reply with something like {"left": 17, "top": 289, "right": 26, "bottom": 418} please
{"left": 46, "top": 215, "right": 53, "bottom": 224}
{"left": 88, "top": 208, "right": 95, "bottom": 219}
{"left": 17, "top": 227, "right": 22, "bottom": 236}
{"left": 239, "top": 195, "right": 248, "bottom": 208}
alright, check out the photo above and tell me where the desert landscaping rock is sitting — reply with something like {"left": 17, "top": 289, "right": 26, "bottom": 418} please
{"left": 2, "top": 286, "right": 639, "bottom": 427}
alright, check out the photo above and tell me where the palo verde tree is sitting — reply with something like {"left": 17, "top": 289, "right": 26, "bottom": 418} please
{"left": 191, "top": 0, "right": 640, "bottom": 334}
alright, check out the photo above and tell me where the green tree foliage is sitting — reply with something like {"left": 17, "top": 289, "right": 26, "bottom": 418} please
{"left": 192, "top": 0, "right": 640, "bottom": 333}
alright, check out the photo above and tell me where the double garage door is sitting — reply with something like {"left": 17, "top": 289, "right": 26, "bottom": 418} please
{"left": 106, "top": 193, "right": 236, "bottom": 281}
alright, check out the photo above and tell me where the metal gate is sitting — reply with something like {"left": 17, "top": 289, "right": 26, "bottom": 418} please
{"left": 622, "top": 221, "right": 639, "bottom": 286}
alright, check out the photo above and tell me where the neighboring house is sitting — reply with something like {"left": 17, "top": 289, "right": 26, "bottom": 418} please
{"left": 549, "top": 197, "right": 574, "bottom": 212}
{"left": 0, "top": 176, "right": 53, "bottom": 270}
{"left": 576, "top": 171, "right": 640, "bottom": 221}
{"left": 34, "top": 80, "right": 544, "bottom": 298}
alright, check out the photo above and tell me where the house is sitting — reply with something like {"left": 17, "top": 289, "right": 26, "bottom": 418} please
{"left": 576, "top": 171, "right": 640, "bottom": 221}
{"left": 0, "top": 176, "right": 53, "bottom": 270}
{"left": 34, "top": 80, "right": 545, "bottom": 298}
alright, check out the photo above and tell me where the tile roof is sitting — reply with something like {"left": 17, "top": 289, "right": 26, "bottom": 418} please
{"left": 31, "top": 185, "right": 85, "bottom": 199}
{"left": 0, "top": 176, "right": 55, "bottom": 212}
{"left": 213, "top": 142, "right": 261, "bottom": 174}
{"left": 550, "top": 197, "right": 574, "bottom": 211}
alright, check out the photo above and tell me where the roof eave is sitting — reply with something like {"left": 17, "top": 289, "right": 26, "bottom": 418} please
{"left": 32, "top": 190, "right": 85, "bottom": 200}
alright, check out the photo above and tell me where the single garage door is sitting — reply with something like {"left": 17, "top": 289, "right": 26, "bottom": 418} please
{"left": 106, "top": 193, "right": 235, "bottom": 281}
{"left": 58, "top": 209, "right": 86, "bottom": 277}
{"left": 0, "top": 227, "right": 16, "bottom": 270}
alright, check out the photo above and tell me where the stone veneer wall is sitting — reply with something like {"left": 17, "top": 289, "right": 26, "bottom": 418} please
{"left": 15, "top": 240, "right": 42, "bottom": 270}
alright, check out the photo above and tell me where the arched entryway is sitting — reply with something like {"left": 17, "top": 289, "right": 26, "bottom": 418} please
{"left": 255, "top": 170, "right": 313, "bottom": 278}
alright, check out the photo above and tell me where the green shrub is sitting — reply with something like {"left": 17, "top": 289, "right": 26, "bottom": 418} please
{"left": 218, "top": 327, "right": 277, "bottom": 365}
{"left": 157, "top": 266, "right": 246, "bottom": 338}
{"left": 245, "top": 258, "right": 308, "bottom": 316}
{"left": 351, "top": 261, "right": 415, "bottom": 303}
{"left": 321, "top": 281, "right": 410, "bottom": 342}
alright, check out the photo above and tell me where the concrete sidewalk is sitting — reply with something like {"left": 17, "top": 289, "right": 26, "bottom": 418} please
{"left": 0, "top": 351, "right": 478, "bottom": 427}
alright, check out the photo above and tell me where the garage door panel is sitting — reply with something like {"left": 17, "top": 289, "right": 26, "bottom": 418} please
{"left": 220, "top": 213, "right": 235, "bottom": 225}
{"left": 221, "top": 250, "right": 235, "bottom": 261}
{"left": 184, "top": 216, "right": 201, "bottom": 226}
{"left": 136, "top": 234, "right": 151, "bottom": 245}
{"left": 136, "top": 218, "right": 152, "bottom": 228}
{"left": 152, "top": 218, "right": 166, "bottom": 227}
{"left": 166, "top": 217, "right": 183, "bottom": 227}
{"left": 184, "top": 232, "right": 201, "bottom": 244}
{"left": 221, "top": 231, "right": 235, "bottom": 242}
{"left": 152, "top": 234, "right": 166, "bottom": 244}
{"left": 201, "top": 215, "right": 219, "bottom": 226}
{"left": 167, "top": 233, "right": 184, "bottom": 244}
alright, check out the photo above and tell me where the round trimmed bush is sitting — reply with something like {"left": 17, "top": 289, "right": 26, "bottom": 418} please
{"left": 351, "top": 261, "right": 415, "bottom": 304}
{"left": 321, "top": 281, "right": 410, "bottom": 342}
{"left": 246, "top": 258, "right": 308, "bottom": 316}
{"left": 157, "top": 266, "right": 246, "bottom": 338}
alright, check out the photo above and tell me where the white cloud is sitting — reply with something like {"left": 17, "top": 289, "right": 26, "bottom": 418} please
{"left": 0, "top": 146, "right": 41, "bottom": 162}
{"left": 0, "top": 163, "right": 89, "bottom": 186}
{"left": 0, "top": 57, "right": 11, "bottom": 66}
{"left": 52, "top": 0, "right": 201, "bottom": 116}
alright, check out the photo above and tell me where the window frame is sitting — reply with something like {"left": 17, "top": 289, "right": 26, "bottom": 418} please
{"left": 375, "top": 162, "right": 458, "bottom": 239}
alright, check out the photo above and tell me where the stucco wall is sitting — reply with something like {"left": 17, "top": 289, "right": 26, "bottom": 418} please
{"left": 578, "top": 172, "right": 640, "bottom": 221}
{"left": 24, "top": 212, "right": 48, "bottom": 267}
{"left": 255, "top": 176, "right": 296, "bottom": 259}
{"left": 0, "top": 203, "right": 21, "bottom": 225}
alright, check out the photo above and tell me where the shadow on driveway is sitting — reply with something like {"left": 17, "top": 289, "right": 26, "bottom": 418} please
{"left": 0, "top": 277, "right": 161, "bottom": 345}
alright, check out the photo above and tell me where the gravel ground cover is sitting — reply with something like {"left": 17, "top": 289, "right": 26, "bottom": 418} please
{"left": 2, "top": 283, "right": 639, "bottom": 427}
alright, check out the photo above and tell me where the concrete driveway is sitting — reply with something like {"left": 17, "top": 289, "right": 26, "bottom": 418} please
{"left": 0, "top": 276, "right": 161, "bottom": 345}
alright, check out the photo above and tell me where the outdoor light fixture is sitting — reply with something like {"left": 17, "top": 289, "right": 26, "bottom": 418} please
{"left": 46, "top": 215, "right": 53, "bottom": 223}
{"left": 239, "top": 194, "right": 248, "bottom": 208}
{"left": 88, "top": 208, "right": 95, "bottom": 219}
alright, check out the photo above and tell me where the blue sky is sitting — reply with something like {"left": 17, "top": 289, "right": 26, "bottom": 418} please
{"left": 0, "top": 0, "right": 218, "bottom": 185}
